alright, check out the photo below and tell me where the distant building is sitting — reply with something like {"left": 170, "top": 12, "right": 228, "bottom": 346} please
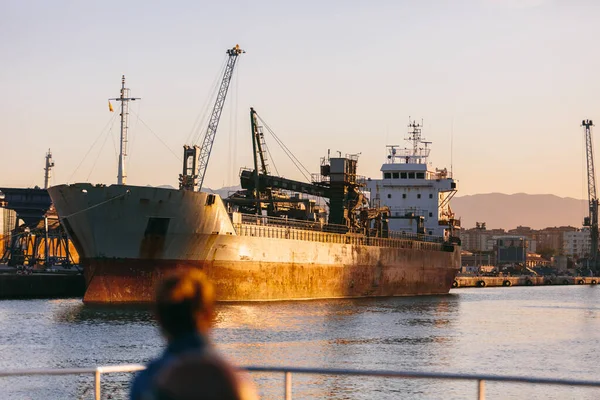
{"left": 508, "top": 226, "right": 535, "bottom": 237}
{"left": 563, "top": 228, "right": 591, "bottom": 259}
{"left": 496, "top": 235, "right": 528, "bottom": 265}
{"left": 525, "top": 252, "right": 550, "bottom": 267}
{"left": 534, "top": 226, "right": 577, "bottom": 253}
{"left": 459, "top": 222, "right": 505, "bottom": 252}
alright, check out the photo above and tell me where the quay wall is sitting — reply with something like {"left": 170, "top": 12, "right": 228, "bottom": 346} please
{"left": 454, "top": 276, "right": 599, "bottom": 288}
{"left": 0, "top": 274, "right": 85, "bottom": 299}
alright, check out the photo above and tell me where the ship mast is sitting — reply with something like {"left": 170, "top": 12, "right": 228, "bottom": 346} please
{"left": 109, "top": 76, "right": 139, "bottom": 185}
{"left": 43, "top": 149, "right": 54, "bottom": 189}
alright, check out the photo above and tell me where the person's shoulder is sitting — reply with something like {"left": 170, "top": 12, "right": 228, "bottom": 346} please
{"left": 154, "top": 351, "right": 258, "bottom": 400}
{"left": 129, "top": 358, "right": 166, "bottom": 400}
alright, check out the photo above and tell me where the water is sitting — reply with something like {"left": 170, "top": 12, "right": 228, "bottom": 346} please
{"left": 0, "top": 286, "right": 599, "bottom": 399}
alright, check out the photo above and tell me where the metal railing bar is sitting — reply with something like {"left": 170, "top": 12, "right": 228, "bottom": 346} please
{"left": 0, "top": 364, "right": 145, "bottom": 377}
{"left": 1, "top": 365, "right": 599, "bottom": 390}
{"left": 0, "top": 367, "right": 98, "bottom": 377}
{"left": 97, "top": 364, "right": 146, "bottom": 374}
{"left": 478, "top": 380, "right": 485, "bottom": 400}
{"left": 284, "top": 371, "right": 292, "bottom": 400}
{"left": 94, "top": 370, "right": 101, "bottom": 400}
{"left": 242, "top": 366, "right": 600, "bottom": 388}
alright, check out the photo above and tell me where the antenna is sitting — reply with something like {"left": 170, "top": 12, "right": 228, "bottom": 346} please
{"left": 451, "top": 117, "right": 454, "bottom": 177}
{"left": 109, "top": 75, "right": 140, "bottom": 185}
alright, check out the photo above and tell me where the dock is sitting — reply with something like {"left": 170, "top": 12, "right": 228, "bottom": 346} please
{"left": 0, "top": 266, "right": 85, "bottom": 299}
{"left": 453, "top": 275, "right": 599, "bottom": 288}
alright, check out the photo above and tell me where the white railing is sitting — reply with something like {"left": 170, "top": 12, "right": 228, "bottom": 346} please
{"left": 1, "top": 364, "right": 600, "bottom": 400}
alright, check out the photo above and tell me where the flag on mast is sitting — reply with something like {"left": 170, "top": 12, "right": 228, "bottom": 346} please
{"left": 108, "top": 101, "right": 114, "bottom": 112}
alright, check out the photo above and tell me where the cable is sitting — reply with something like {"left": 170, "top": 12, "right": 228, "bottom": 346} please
{"left": 188, "top": 57, "right": 229, "bottom": 145}
{"left": 69, "top": 112, "right": 118, "bottom": 183}
{"left": 233, "top": 59, "right": 240, "bottom": 185}
{"left": 128, "top": 100, "right": 142, "bottom": 169}
{"left": 256, "top": 113, "right": 312, "bottom": 181}
{"left": 186, "top": 56, "right": 227, "bottom": 144}
{"left": 260, "top": 116, "right": 312, "bottom": 178}
{"left": 86, "top": 122, "right": 114, "bottom": 181}
{"left": 110, "top": 119, "right": 119, "bottom": 163}
{"left": 228, "top": 68, "right": 234, "bottom": 186}
{"left": 266, "top": 144, "right": 279, "bottom": 176}
{"left": 129, "top": 109, "right": 182, "bottom": 161}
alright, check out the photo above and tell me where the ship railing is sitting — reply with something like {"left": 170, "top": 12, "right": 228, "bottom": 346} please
{"left": 233, "top": 223, "right": 448, "bottom": 252}
{"left": 1, "top": 364, "right": 599, "bottom": 400}
{"left": 237, "top": 213, "right": 444, "bottom": 243}
{"left": 387, "top": 230, "right": 444, "bottom": 244}
{"left": 239, "top": 213, "right": 348, "bottom": 234}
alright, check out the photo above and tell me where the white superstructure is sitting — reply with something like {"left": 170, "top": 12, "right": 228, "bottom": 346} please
{"left": 365, "top": 120, "right": 459, "bottom": 239}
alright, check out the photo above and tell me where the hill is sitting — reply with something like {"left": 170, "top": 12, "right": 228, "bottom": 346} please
{"left": 452, "top": 193, "right": 587, "bottom": 230}
{"left": 198, "top": 186, "right": 585, "bottom": 231}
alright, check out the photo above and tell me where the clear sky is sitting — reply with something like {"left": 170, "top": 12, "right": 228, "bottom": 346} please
{"left": 1, "top": 0, "right": 600, "bottom": 198}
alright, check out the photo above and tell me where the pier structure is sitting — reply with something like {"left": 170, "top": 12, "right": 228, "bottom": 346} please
{"left": 0, "top": 187, "right": 75, "bottom": 267}
{"left": 453, "top": 275, "right": 599, "bottom": 288}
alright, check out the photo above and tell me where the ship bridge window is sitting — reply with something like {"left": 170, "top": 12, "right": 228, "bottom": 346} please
{"left": 400, "top": 172, "right": 407, "bottom": 179}
{"left": 402, "top": 194, "right": 406, "bottom": 199}
{"left": 408, "top": 172, "right": 415, "bottom": 179}
{"left": 392, "top": 172, "right": 399, "bottom": 179}
{"left": 387, "top": 194, "right": 391, "bottom": 199}
{"left": 416, "top": 172, "right": 425, "bottom": 179}
{"left": 429, "top": 194, "right": 433, "bottom": 199}
{"left": 384, "top": 172, "right": 391, "bottom": 179}
{"left": 417, "top": 194, "right": 421, "bottom": 199}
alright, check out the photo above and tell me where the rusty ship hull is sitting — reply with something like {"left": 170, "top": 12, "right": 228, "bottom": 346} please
{"left": 49, "top": 183, "right": 460, "bottom": 304}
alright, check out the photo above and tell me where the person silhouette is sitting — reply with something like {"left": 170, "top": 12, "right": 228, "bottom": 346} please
{"left": 130, "top": 269, "right": 257, "bottom": 400}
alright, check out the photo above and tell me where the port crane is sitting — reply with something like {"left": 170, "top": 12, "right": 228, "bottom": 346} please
{"left": 179, "top": 44, "right": 244, "bottom": 191}
{"left": 582, "top": 119, "right": 599, "bottom": 272}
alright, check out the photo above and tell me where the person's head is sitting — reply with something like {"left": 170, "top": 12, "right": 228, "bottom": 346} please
{"left": 154, "top": 269, "right": 215, "bottom": 339}
{"left": 155, "top": 353, "right": 257, "bottom": 400}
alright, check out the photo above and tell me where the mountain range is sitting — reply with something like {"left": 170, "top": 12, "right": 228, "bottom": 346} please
{"left": 451, "top": 193, "right": 587, "bottom": 230}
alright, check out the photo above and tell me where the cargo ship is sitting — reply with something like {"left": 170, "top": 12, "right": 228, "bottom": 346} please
{"left": 49, "top": 109, "right": 460, "bottom": 304}
{"left": 48, "top": 48, "right": 460, "bottom": 303}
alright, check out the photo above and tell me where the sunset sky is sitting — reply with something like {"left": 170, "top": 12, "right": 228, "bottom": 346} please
{"left": 2, "top": 0, "right": 600, "bottom": 199}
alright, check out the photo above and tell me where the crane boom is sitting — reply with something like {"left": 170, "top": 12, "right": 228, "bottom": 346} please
{"left": 180, "top": 45, "right": 244, "bottom": 191}
{"left": 582, "top": 119, "right": 599, "bottom": 271}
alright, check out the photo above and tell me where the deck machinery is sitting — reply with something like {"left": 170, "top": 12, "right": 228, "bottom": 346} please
{"left": 231, "top": 108, "right": 389, "bottom": 237}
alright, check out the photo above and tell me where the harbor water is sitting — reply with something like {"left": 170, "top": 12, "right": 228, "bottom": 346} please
{"left": 0, "top": 286, "right": 599, "bottom": 399}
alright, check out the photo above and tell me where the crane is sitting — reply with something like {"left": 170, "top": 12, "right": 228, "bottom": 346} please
{"left": 250, "top": 108, "right": 274, "bottom": 214}
{"left": 582, "top": 119, "right": 599, "bottom": 273}
{"left": 179, "top": 44, "right": 244, "bottom": 191}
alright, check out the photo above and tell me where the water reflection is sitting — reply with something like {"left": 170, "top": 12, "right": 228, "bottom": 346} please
{"left": 53, "top": 302, "right": 155, "bottom": 325}
{"left": 0, "top": 288, "right": 599, "bottom": 399}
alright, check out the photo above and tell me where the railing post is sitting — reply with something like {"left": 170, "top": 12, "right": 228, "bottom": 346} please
{"left": 94, "top": 369, "right": 101, "bottom": 400}
{"left": 284, "top": 371, "right": 292, "bottom": 400}
{"left": 477, "top": 379, "right": 485, "bottom": 400}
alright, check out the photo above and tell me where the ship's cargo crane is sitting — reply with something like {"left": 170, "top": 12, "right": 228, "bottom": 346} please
{"left": 179, "top": 44, "right": 244, "bottom": 191}
{"left": 582, "top": 119, "right": 599, "bottom": 272}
